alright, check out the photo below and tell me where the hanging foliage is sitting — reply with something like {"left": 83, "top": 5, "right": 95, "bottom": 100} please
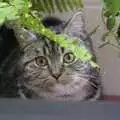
{"left": 0, "top": 0, "right": 98, "bottom": 68}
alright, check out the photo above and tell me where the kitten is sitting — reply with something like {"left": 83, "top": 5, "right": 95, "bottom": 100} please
{"left": 0, "top": 10, "right": 102, "bottom": 101}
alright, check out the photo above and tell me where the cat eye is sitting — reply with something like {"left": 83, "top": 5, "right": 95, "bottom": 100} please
{"left": 63, "top": 52, "right": 75, "bottom": 64}
{"left": 35, "top": 56, "right": 48, "bottom": 67}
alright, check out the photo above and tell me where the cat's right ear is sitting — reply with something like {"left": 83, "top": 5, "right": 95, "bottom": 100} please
{"left": 14, "top": 28, "right": 37, "bottom": 47}
{"left": 63, "top": 9, "right": 85, "bottom": 38}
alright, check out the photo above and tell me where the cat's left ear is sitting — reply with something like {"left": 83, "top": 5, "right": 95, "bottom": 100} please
{"left": 63, "top": 9, "right": 85, "bottom": 38}
{"left": 15, "top": 28, "right": 37, "bottom": 47}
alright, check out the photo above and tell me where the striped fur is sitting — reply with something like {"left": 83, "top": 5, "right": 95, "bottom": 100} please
{"left": 0, "top": 10, "right": 102, "bottom": 100}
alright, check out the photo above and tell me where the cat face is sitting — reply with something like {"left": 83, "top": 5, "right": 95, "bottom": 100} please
{"left": 15, "top": 10, "right": 101, "bottom": 100}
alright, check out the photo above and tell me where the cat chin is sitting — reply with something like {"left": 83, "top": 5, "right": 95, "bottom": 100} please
{"left": 18, "top": 84, "right": 87, "bottom": 101}
{"left": 37, "top": 92, "right": 87, "bottom": 101}
{"left": 31, "top": 83, "right": 88, "bottom": 101}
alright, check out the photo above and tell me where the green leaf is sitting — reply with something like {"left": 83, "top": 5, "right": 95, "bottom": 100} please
{"left": 67, "top": 0, "right": 74, "bottom": 10}
{"left": 61, "top": 0, "right": 68, "bottom": 11}
{"left": 74, "top": 0, "right": 83, "bottom": 9}
{"left": 0, "top": 18, "right": 5, "bottom": 25}
{"left": 31, "top": 0, "right": 83, "bottom": 13}
{"left": 0, "top": 2, "right": 18, "bottom": 23}
{"left": 106, "top": 16, "right": 116, "bottom": 31}
{"left": 90, "top": 61, "right": 100, "bottom": 68}
{"left": 102, "top": 0, "right": 120, "bottom": 17}
{"left": 55, "top": 0, "right": 63, "bottom": 12}
{"left": 47, "top": 0, "right": 55, "bottom": 13}
{"left": 0, "top": 0, "right": 29, "bottom": 25}
{"left": 0, "top": 2, "right": 8, "bottom": 7}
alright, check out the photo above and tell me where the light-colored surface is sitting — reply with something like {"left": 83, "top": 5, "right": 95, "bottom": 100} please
{"left": 50, "top": 0, "right": 120, "bottom": 96}
{"left": 84, "top": 0, "right": 120, "bottom": 95}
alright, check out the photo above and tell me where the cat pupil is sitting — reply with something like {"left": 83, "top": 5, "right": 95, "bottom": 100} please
{"left": 64, "top": 53, "right": 75, "bottom": 63}
{"left": 35, "top": 56, "right": 47, "bottom": 66}
{"left": 66, "top": 55, "right": 71, "bottom": 61}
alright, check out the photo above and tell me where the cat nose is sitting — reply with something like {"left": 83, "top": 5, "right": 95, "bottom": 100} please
{"left": 52, "top": 73, "right": 61, "bottom": 79}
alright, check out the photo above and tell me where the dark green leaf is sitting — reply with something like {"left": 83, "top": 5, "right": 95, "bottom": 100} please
{"left": 106, "top": 16, "right": 116, "bottom": 31}
{"left": 67, "top": 0, "right": 74, "bottom": 10}
{"left": 31, "top": 0, "right": 83, "bottom": 13}
{"left": 55, "top": 0, "right": 63, "bottom": 12}
{"left": 73, "top": 0, "right": 83, "bottom": 9}
{"left": 48, "top": 0, "right": 55, "bottom": 13}
{"left": 102, "top": 0, "right": 120, "bottom": 16}
{"left": 60, "top": 0, "right": 68, "bottom": 11}
{"left": 42, "top": 0, "right": 52, "bottom": 13}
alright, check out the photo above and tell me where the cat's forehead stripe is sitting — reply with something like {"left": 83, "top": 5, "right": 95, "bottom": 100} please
{"left": 42, "top": 38, "right": 64, "bottom": 56}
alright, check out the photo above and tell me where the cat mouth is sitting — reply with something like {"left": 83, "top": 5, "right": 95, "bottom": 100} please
{"left": 58, "top": 94, "right": 72, "bottom": 97}
{"left": 56, "top": 94, "right": 76, "bottom": 100}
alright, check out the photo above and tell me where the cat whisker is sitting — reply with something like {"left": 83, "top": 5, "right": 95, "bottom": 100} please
{"left": 77, "top": 75, "right": 98, "bottom": 88}
{"left": 78, "top": 74, "right": 100, "bottom": 88}
{"left": 78, "top": 74, "right": 97, "bottom": 79}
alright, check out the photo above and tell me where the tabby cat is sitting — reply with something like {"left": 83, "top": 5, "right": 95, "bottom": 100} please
{"left": 0, "top": 10, "right": 102, "bottom": 101}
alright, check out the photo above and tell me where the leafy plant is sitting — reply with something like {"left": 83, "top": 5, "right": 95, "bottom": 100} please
{"left": 0, "top": 0, "right": 98, "bottom": 68}
{"left": 101, "top": 0, "right": 120, "bottom": 50}
{"left": 31, "top": 0, "right": 83, "bottom": 13}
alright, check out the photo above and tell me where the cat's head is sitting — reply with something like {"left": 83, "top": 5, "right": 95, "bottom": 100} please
{"left": 15, "top": 10, "right": 100, "bottom": 100}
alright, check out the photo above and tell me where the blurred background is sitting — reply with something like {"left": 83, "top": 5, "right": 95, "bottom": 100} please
{"left": 84, "top": 0, "right": 120, "bottom": 97}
